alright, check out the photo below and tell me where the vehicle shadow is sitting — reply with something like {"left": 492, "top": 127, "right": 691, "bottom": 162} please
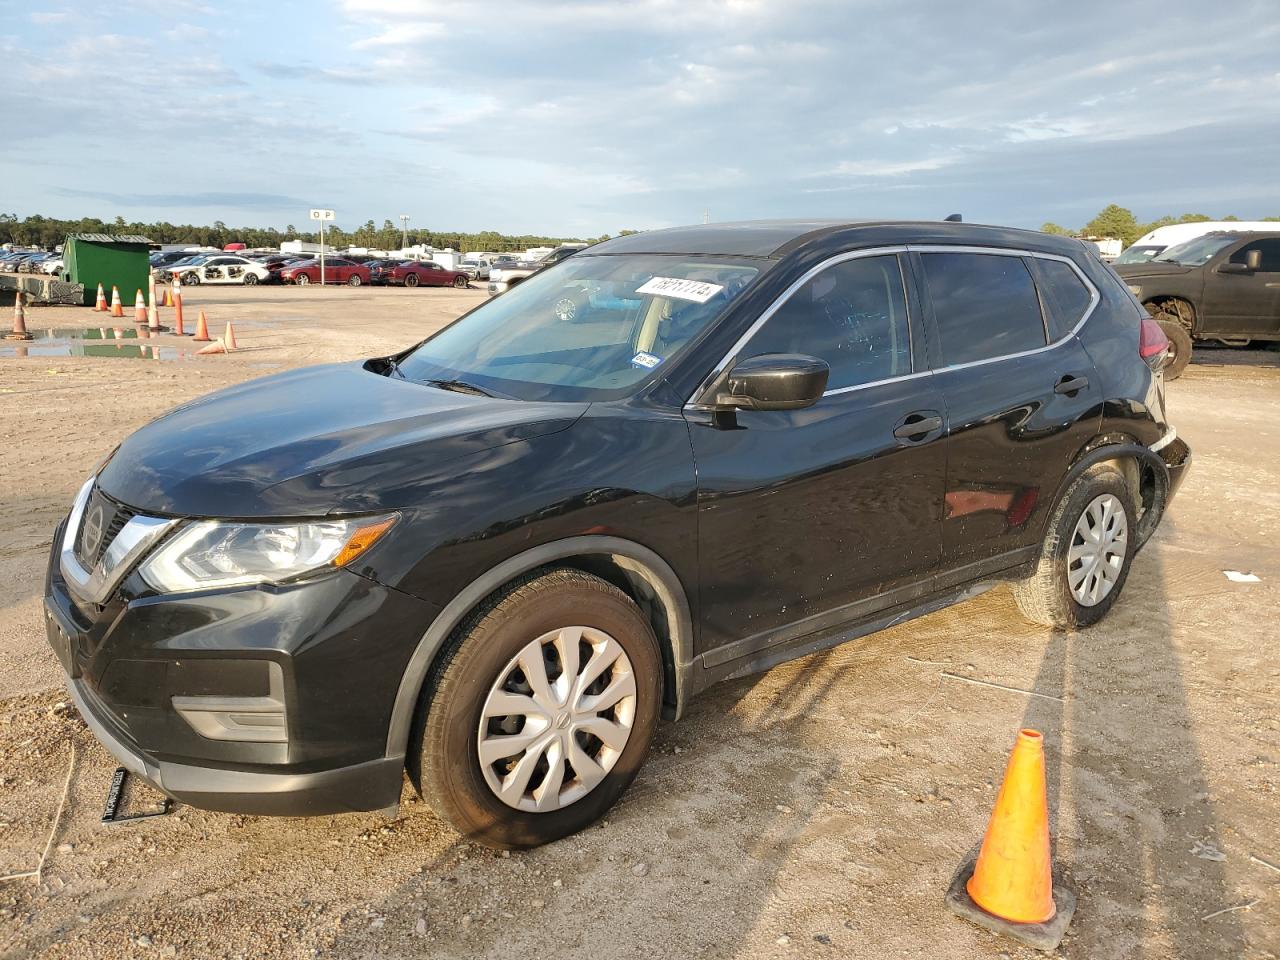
{"left": 1188, "top": 342, "right": 1280, "bottom": 371}
{"left": 1020, "top": 527, "right": 1247, "bottom": 958}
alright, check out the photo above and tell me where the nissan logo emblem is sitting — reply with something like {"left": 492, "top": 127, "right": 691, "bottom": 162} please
{"left": 82, "top": 502, "right": 106, "bottom": 558}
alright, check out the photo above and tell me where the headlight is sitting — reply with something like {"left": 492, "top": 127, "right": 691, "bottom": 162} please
{"left": 138, "top": 515, "right": 397, "bottom": 593}
{"left": 1127, "top": 284, "right": 1143, "bottom": 297}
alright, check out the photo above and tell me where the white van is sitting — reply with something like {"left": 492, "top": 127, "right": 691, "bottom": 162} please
{"left": 1114, "top": 221, "right": 1278, "bottom": 264}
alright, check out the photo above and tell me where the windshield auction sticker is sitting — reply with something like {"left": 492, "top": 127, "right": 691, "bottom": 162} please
{"left": 635, "top": 277, "right": 725, "bottom": 303}
{"left": 631, "top": 351, "right": 663, "bottom": 369}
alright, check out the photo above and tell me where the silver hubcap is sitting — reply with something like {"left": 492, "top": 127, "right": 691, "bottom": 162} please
{"left": 478, "top": 626, "right": 636, "bottom": 812}
{"left": 1068, "top": 493, "right": 1127, "bottom": 606}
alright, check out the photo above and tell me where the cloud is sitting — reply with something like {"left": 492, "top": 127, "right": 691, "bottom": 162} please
{"left": 53, "top": 189, "right": 312, "bottom": 211}
{"left": 3, "top": 0, "right": 1279, "bottom": 235}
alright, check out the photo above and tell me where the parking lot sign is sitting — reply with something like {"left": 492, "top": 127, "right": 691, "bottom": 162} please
{"left": 309, "top": 209, "right": 335, "bottom": 284}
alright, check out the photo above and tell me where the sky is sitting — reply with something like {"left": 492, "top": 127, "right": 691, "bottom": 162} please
{"left": 3, "top": 0, "right": 1279, "bottom": 238}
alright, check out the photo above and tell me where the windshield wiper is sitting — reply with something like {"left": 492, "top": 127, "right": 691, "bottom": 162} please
{"left": 424, "top": 378, "right": 500, "bottom": 398}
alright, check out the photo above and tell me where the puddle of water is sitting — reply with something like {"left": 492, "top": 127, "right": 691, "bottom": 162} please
{"left": 1, "top": 328, "right": 186, "bottom": 360}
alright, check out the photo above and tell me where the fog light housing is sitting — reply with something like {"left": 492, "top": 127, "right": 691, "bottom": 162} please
{"left": 172, "top": 663, "right": 287, "bottom": 743}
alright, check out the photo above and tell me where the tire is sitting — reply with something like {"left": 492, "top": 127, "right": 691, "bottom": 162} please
{"left": 243, "top": 273, "right": 259, "bottom": 285}
{"left": 1012, "top": 464, "right": 1136, "bottom": 630}
{"left": 416, "top": 568, "right": 662, "bottom": 849}
{"left": 348, "top": 274, "right": 363, "bottom": 287}
{"left": 404, "top": 273, "right": 419, "bottom": 288}
{"left": 182, "top": 272, "right": 200, "bottom": 286}
{"left": 1155, "top": 318, "right": 1192, "bottom": 380}
{"left": 453, "top": 275, "right": 469, "bottom": 289}
{"left": 295, "top": 274, "right": 310, "bottom": 286}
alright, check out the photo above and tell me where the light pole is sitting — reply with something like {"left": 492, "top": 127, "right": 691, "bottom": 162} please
{"left": 399, "top": 214, "right": 410, "bottom": 253}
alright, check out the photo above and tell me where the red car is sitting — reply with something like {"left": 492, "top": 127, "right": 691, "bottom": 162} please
{"left": 386, "top": 260, "right": 471, "bottom": 288}
{"left": 280, "top": 258, "right": 372, "bottom": 286}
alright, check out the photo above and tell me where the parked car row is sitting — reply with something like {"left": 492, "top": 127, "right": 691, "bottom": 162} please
{"left": 0, "top": 250, "right": 62, "bottom": 274}
{"left": 148, "top": 251, "right": 472, "bottom": 289}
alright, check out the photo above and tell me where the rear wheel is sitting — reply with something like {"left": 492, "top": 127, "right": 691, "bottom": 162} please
{"left": 453, "top": 275, "right": 469, "bottom": 288}
{"left": 416, "top": 569, "right": 662, "bottom": 849}
{"left": 1013, "top": 464, "right": 1136, "bottom": 629}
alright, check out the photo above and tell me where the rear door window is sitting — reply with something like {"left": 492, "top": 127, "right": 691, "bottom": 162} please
{"left": 921, "top": 253, "right": 1047, "bottom": 365}
{"left": 1029, "top": 257, "right": 1093, "bottom": 340}
{"left": 740, "top": 255, "right": 912, "bottom": 390}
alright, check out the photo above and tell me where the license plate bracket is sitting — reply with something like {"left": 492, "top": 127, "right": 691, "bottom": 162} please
{"left": 101, "top": 767, "right": 172, "bottom": 825}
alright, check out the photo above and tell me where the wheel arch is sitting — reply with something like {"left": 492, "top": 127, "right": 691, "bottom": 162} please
{"left": 1142, "top": 294, "right": 1197, "bottom": 333}
{"left": 384, "top": 535, "right": 695, "bottom": 763}
{"left": 1048, "top": 437, "right": 1171, "bottom": 552}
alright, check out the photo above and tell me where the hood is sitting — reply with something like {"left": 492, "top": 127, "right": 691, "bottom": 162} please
{"left": 97, "top": 362, "right": 587, "bottom": 517}
{"left": 1111, "top": 261, "right": 1196, "bottom": 279}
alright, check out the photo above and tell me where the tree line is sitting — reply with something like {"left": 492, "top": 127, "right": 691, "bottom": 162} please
{"left": 1042, "top": 204, "right": 1280, "bottom": 246}
{"left": 0, "top": 213, "right": 638, "bottom": 253}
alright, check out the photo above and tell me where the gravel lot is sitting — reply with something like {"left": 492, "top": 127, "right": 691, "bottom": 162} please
{"left": 2, "top": 287, "right": 1277, "bottom": 959}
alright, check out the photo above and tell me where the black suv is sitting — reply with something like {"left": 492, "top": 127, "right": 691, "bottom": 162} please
{"left": 46, "top": 220, "right": 1190, "bottom": 848}
{"left": 1114, "top": 231, "right": 1280, "bottom": 377}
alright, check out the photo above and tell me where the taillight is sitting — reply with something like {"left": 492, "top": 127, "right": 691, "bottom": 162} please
{"left": 1139, "top": 316, "right": 1170, "bottom": 370}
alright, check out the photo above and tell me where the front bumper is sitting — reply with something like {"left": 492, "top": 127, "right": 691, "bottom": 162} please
{"left": 65, "top": 675, "right": 404, "bottom": 815}
{"left": 486, "top": 280, "right": 509, "bottom": 296}
{"left": 45, "top": 516, "right": 439, "bottom": 816}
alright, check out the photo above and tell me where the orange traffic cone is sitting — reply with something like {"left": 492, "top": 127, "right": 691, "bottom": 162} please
{"left": 110, "top": 286, "right": 124, "bottom": 318}
{"left": 196, "top": 339, "right": 226, "bottom": 355}
{"left": 945, "top": 729, "right": 1075, "bottom": 951}
{"left": 161, "top": 286, "right": 173, "bottom": 308}
{"left": 6, "top": 290, "right": 33, "bottom": 341}
{"left": 134, "top": 289, "right": 147, "bottom": 324}
{"left": 94, "top": 283, "right": 107, "bottom": 312}
{"left": 192, "top": 310, "right": 211, "bottom": 342}
{"left": 223, "top": 321, "right": 238, "bottom": 352}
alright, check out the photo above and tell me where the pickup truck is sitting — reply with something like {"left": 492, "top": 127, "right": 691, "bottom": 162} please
{"left": 1113, "top": 230, "right": 1280, "bottom": 378}
{"left": 486, "top": 244, "right": 586, "bottom": 295}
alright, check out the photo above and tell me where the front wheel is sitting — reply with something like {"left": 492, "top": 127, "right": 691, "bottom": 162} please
{"left": 1012, "top": 464, "right": 1136, "bottom": 630}
{"left": 182, "top": 272, "right": 200, "bottom": 286}
{"left": 404, "top": 273, "right": 419, "bottom": 288}
{"left": 348, "top": 274, "right": 363, "bottom": 286}
{"left": 453, "top": 275, "right": 469, "bottom": 288}
{"left": 416, "top": 569, "right": 662, "bottom": 849}
{"left": 295, "top": 273, "right": 310, "bottom": 286}
{"left": 243, "top": 273, "right": 259, "bottom": 285}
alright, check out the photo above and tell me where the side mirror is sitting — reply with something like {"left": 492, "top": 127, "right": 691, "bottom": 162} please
{"left": 1220, "top": 249, "right": 1261, "bottom": 274}
{"left": 717, "top": 354, "right": 829, "bottom": 411}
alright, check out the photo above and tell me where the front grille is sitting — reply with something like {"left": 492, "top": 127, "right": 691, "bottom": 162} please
{"left": 74, "top": 487, "right": 137, "bottom": 568}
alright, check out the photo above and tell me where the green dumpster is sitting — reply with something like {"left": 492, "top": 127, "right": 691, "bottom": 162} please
{"left": 61, "top": 234, "right": 153, "bottom": 307}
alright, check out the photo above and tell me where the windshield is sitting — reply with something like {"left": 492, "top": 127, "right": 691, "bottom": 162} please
{"left": 1155, "top": 235, "right": 1237, "bottom": 265}
{"left": 396, "top": 253, "right": 763, "bottom": 401}
{"left": 1113, "top": 245, "right": 1164, "bottom": 264}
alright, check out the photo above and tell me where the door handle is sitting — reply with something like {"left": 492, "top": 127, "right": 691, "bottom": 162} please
{"left": 893, "top": 411, "right": 943, "bottom": 442}
{"left": 1054, "top": 374, "right": 1089, "bottom": 396}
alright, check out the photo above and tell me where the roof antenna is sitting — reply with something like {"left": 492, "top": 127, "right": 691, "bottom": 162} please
{"left": 944, "top": 213, "right": 963, "bottom": 222}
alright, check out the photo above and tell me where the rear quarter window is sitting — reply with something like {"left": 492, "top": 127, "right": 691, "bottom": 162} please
{"left": 1029, "top": 258, "right": 1093, "bottom": 340}
{"left": 921, "top": 252, "right": 1047, "bottom": 365}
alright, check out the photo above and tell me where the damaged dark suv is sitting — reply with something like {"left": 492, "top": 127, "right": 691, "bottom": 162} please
{"left": 46, "top": 220, "right": 1190, "bottom": 848}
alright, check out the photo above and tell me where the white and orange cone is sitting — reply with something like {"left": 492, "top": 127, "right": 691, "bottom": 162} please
{"left": 110, "top": 286, "right": 124, "bottom": 318}
{"left": 94, "top": 283, "right": 107, "bottom": 312}
{"left": 134, "top": 289, "right": 147, "bottom": 324}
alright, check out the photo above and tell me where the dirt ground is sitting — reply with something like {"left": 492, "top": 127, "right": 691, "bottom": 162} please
{"left": 1, "top": 286, "right": 1278, "bottom": 960}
